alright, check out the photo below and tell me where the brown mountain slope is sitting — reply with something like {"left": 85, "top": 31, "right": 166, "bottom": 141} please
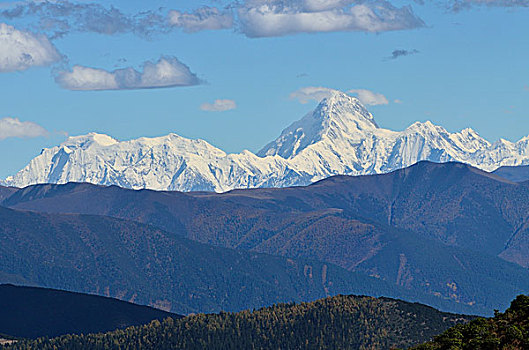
{"left": 0, "top": 205, "right": 420, "bottom": 315}
{"left": 4, "top": 161, "right": 529, "bottom": 314}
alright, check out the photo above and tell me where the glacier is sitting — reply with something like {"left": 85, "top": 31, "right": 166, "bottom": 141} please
{"left": 5, "top": 91, "right": 529, "bottom": 192}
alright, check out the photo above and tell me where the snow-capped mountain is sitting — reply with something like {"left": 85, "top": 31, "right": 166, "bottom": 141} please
{"left": 5, "top": 91, "right": 529, "bottom": 191}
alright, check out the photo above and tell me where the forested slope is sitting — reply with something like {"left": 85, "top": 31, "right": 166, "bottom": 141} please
{"left": 3, "top": 295, "right": 472, "bottom": 350}
{"left": 414, "top": 295, "right": 529, "bottom": 350}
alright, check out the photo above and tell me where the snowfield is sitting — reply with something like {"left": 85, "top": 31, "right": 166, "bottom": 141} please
{"left": 5, "top": 91, "right": 529, "bottom": 192}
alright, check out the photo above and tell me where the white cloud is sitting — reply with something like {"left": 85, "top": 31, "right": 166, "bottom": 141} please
{"left": 237, "top": 0, "right": 425, "bottom": 37}
{"left": 291, "top": 86, "right": 391, "bottom": 106}
{"left": 55, "top": 56, "right": 201, "bottom": 91}
{"left": 200, "top": 99, "right": 237, "bottom": 112}
{"left": 169, "top": 7, "right": 234, "bottom": 32}
{"left": 1, "top": 1, "right": 425, "bottom": 39}
{"left": 348, "top": 89, "right": 389, "bottom": 105}
{"left": 0, "top": 23, "right": 61, "bottom": 72}
{"left": 56, "top": 65, "right": 118, "bottom": 91}
{"left": 289, "top": 86, "right": 338, "bottom": 103}
{"left": 0, "top": 117, "right": 48, "bottom": 140}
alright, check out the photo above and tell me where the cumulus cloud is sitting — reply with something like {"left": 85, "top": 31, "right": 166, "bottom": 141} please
{"left": 1, "top": 1, "right": 425, "bottom": 39}
{"left": 200, "top": 99, "right": 237, "bottom": 112}
{"left": 169, "top": 7, "right": 234, "bottom": 32}
{"left": 289, "top": 86, "right": 338, "bottom": 103}
{"left": 291, "top": 86, "right": 390, "bottom": 106}
{"left": 348, "top": 88, "right": 389, "bottom": 105}
{"left": 167, "top": 0, "right": 425, "bottom": 38}
{"left": 0, "top": 23, "right": 61, "bottom": 72}
{"left": 387, "top": 48, "right": 419, "bottom": 60}
{"left": 0, "top": 117, "right": 48, "bottom": 140}
{"left": 56, "top": 65, "right": 118, "bottom": 90}
{"left": 55, "top": 56, "right": 201, "bottom": 91}
{"left": 237, "top": 0, "right": 425, "bottom": 37}
{"left": 0, "top": 0, "right": 166, "bottom": 37}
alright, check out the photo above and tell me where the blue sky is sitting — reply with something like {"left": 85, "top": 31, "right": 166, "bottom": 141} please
{"left": 0, "top": 0, "right": 528, "bottom": 178}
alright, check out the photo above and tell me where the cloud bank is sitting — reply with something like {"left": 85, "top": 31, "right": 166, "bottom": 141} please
{"left": 0, "top": 0, "right": 166, "bottom": 37}
{"left": 200, "top": 99, "right": 237, "bottom": 112}
{"left": 169, "top": 7, "right": 234, "bottom": 32}
{"left": 289, "top": 86, "right": 337, "bottom": 103}
{"left": 1, "top": 0, "right": 425, "bottom": 38}
{"left": 8, "top": 0, "right": 528, "bottom": 40}
{"left": 291, "top": 86, "right": 390, "bottom": 106}
{"left": 0, "top": 117, "right": 48, "bottom": 140}
{"left": 55, "top": 56, "right": 201, "bottom": 91}
{"left": 0, "top": 23, "right": 61, "bottom": 72}
{"left": 348, "top": 89, "right": 389, "bottom": 105}
{"left": 237, "top": 0, "right": 425, "bottom": 37}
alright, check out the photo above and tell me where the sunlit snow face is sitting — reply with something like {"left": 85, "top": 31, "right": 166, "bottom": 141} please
{"left": 9, "top": 90, "right": 528, "bottom": 193}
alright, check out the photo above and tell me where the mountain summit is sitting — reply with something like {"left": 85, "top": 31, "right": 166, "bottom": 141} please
{"left": 5, "top": 93, "right": 529, "bottom": 191}
{"left": 259, "top": 91, "right": 378, "bottom": 158}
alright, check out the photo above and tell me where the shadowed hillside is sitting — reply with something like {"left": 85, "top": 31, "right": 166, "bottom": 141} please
{"left": 0, "top": 284, "right": 178, "bottom": 339}
{"left": 0, "top": 205, "right": 449, "bottom": 315}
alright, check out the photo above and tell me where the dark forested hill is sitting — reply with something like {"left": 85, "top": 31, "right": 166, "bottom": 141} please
{"left": 414, "top": 294, "right": 529, "bottom": 350}
{"left": 2, "top": 294, "right": 474, "bottom": 350}
{"left": 0, "top": 205, "right": 448, "bottom": 315}
{"left": 4, "top": 162, "right": 529, "bottom": 315}
{"left": 0, "top": 284, "right": 178, "bottom": 339}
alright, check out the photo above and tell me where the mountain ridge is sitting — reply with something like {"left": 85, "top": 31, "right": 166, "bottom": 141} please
{"left": 5, "top": 90, "right": 529, "bottom": 192}
{"left": 4, "top": 161, "right": 529, "bottom": 315}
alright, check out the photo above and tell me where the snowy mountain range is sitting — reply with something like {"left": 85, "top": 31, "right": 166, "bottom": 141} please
{"left": 5, "top": 91, "right": 529, "bottom": 192}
